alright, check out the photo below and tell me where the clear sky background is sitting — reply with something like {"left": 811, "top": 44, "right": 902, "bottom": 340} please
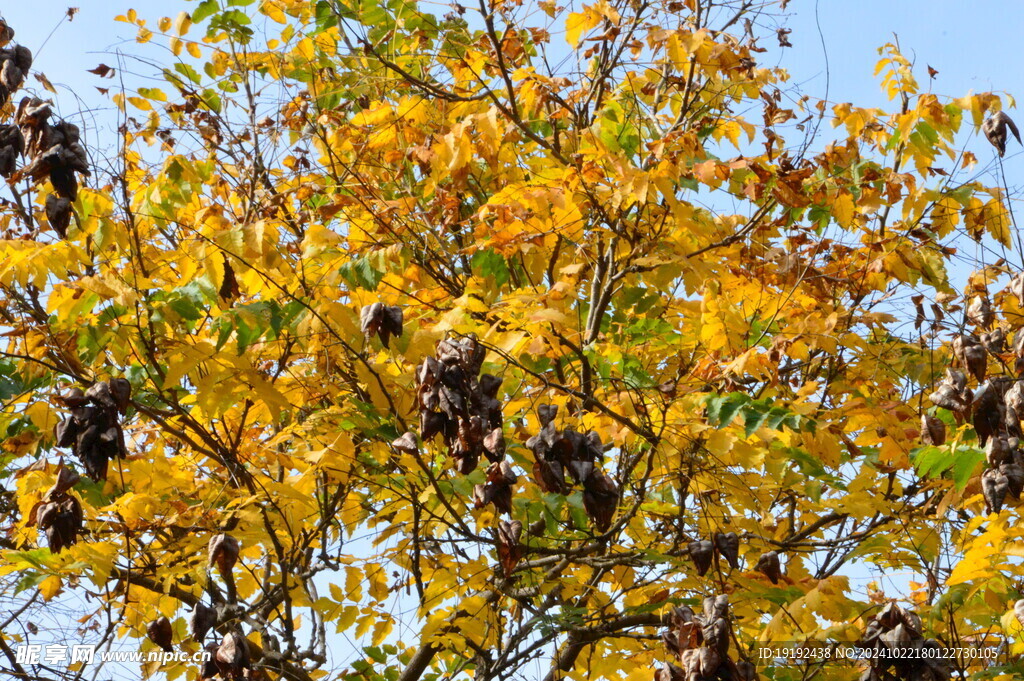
{"left": 2, "top": 0, "right": 1024, "bottom": 678}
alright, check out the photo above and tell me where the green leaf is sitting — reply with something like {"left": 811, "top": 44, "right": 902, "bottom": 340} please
{"left": 742, "top": 405, "right": 770, "bottom": 438}
{"left": 191, "top": 0, "right": 220, "bottom": 23}
{"left": 471, "top": 249, "right": 510, "bottom": 289}
{"left": 951, "top": 448, "right": 985, "bottom": 491}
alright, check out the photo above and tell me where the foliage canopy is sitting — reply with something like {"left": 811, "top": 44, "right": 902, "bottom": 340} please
{"left": 1, "top": 1, "right": 1024, "bottom": 680}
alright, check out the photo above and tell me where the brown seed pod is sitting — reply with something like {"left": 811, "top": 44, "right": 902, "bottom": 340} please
{"left": 0, "top": 123, "right": 23, "bottom": 177}
{"left": 1001, "top": 462, "right": 1024, "bottom": 500}
{"left": 982, "top": 468, "right": 1009, "bottom": 514}
{"left": 359, "top": 303, "right": 383, "bottom": 340}
{"left": 109, "top": 378, "right": 132, "bottom": 414}
{"left": 688, "top": 540, "right": 714, "bottom": 576}
{"left": 581, "top": 469, "right": 618, "bottom": 532}
{"left": 482, "top": 427, "right": 505, "bottom": 462}
{"left": 986, "top": 434, "right": 1011, "bottom": 467}
{"left": 44, "top": 464, "right": 80, "bottom": 499}
{"left": 735, "top": 659, "right": 758, "bottom": 681}
{"left": 36, "top": 495, "right": 82, "bottom": 553}
{"left": 497, "top": 519, "right": 523, "bottom": 574}
{"left": 963, "top": 341, "right": 988, "bottom": 382}
{"left": 85, "top": 380, "right": 120, "bottom": 411}
{"left": 532, "top": 456, "right": 568, "bottom": 494}
{"left": 200, "top": 643, "right": 221, "bottom": 680}
{"left": 983, "top": 110, "right": 1022, "bottom": 157}
{"left": 755, "top": 551, "right": 782, "bottom": 584}
{"left": 59, "top": 386, "right": 88, "bottom": 408}
{"left": 920, "top": 413, "right": 946, "bottom": 446}
{"left": 360, "top": 303, "right": 403, "bottom": 348}
{"left": 45, "top": 194, "right": 72, "bottom": 238}
{"left": 537, "top": 403, "right": 558, "bottom": 427}
{"left": 974, "top": 383, "right": 1004, "bottom": 447}
{"left": 703, "top": 594, "right": 730, "bottom": 623}
{"left": 681, "top": 646, "right": 721, "bottom": 678}
{"left": 929, "top": 384, "right": 962, "bottom": 412}
{"left": 391, "top": 431, "right": 418, "bottom": 454}
{"left": 981, "top": 327, "right": 1006, "bottom": 354}
{"left": 479, "top": 374, "right": 502, "bottom": 398}
{"left": 208, "top": 534, "right": 240, "bottom": 574}
{"left": 190, "top": 603, "right": 217, "bottom": 643}
{"left": 215, "top": 631, "right": 250, "bottom": 674}
{"left": 146, "top": 616, "right": 174, "bottom": 652}
{"left": 655, "top": 664, "right": 686, "bottom": 681}
{"left": 0, "top": 20, "right": 14, "bottom": 47}
{"left": 702, "top": 616, "right": 730, "bottom": 657}
{"left": 714, "top": 532, "right": 740, "bottom": 569}
{"left": 967, "top": 296, "right": 994, "bottom": 328}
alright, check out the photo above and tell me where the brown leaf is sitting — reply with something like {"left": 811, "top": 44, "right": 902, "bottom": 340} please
{"left": 87, "top": 63, "right": 114, "bottom": 78}
{"left": 33, "top": 72, "right": 56, "bottom": 94}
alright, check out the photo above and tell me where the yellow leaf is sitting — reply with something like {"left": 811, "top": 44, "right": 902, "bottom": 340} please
{"left": 832, "top": 192, "right": 855, "bottom": 228}
{"left": 39, "top": 575, "right": 63, "bottom": 601}
{"left": 565, "top": 10, "right": 599, "bottom": 48}
{"left": 25, "top": 402, "right": 58, "bottom": 435}
{"left": 173, "top": 11, "right": 192, "bottom": 36}
{"left": 297, "top": 37, "right": 315, "bottom": 61}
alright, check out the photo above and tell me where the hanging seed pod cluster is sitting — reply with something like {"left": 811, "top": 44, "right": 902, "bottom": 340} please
{"left": 360, "top": 302, "right": 403, "bottom": 348}
{"left": 687, "top": 532, "right": 740, "bottom": 575}
{"left": 395, "top": 334, "right": 519, "bottom": 515}
{"left": 0, "top": 16, "right": 88, "bottom": 239}
{"left": 53, "top": 379, "right": 132, "bottom": 481}
{"left": 0, "top": 20, "right": 27, "bottom": 179}
{"left": 923, "top": 274, "right": 1024, "bottom": 514}
{"left": 525, "top": 404, "right": 619, "bottom": 532}
{"left": 13, "top": 97, "right": 90, "bottom": 236}
{"left": 410, "top": 334, "right": 504, "bottom": 475}
{"left": 656, "top": 597, "right": 755, "bottom": 681}
{"left": 0, "top": 19, "right": 30, "bottom": 108}
{"left": 192, "top": 533, "right": 255, "bottom": 680}
{"left": 858, "top": 602, "right": 950, "bottom": 681}
{"left": 30, "top": 464, "right": 83, "bottom": 553}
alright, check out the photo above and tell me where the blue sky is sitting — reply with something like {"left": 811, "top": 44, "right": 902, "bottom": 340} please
{"left": 5, "top": 1, "right": 1023, "bottom": 176}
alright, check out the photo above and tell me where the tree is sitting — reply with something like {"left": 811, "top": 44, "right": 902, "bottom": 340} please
{"left": 0, "top": 0, "right": 1021, "bottom": 680}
